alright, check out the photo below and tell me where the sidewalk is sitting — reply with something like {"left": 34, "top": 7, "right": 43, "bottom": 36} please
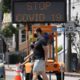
{"left": 65, "top": 72, "right": 80, "bottom": 77}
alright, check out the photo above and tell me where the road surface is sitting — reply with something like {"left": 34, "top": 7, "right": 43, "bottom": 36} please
{"left": 5, "top": 70, "right": 80, "bottom": 80}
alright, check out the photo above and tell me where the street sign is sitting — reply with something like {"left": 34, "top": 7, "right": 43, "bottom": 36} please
{"left": 65, "top": 22, "right": 76, "bottom": 33}
{"left": 12, "top": 0, "right": 67, "bottom": 23}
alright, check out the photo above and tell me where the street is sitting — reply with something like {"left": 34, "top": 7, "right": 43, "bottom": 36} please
{"left": 5, "top": 65, "right": 80, "bottom": 80}
{"left": 65, "top": 76, "right": 80, "bottom": 80}
{"left": 5, "top": 70, "right": 16, "bottom": 80}
{"left": 5, "top": 71, "right": 80, "bottom": 80}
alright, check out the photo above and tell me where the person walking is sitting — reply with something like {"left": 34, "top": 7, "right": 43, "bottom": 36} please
{"left": 22, "top": 28, "right": 48, "bottom": 80}
{"left": 32, "top": 28, "right": 48, "bottom": 80}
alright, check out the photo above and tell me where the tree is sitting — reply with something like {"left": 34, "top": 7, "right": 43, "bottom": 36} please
{"left": 2, "top": 23, "right": 18, "bottom": 38}
{"left": 2, "top": 0, "right": 11, "bottom": 13}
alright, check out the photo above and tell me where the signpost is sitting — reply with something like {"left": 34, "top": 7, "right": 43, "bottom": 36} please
{"left": 12, "top": 0, "right": 67, "bottom": 23}
{"left": 65, "top": 21, "right": 75, "bottom": 33}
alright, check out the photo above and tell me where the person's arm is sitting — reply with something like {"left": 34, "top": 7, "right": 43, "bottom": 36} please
{"left": 24, "top": 50, "right": 33, "bottom": 60}
{"left": 21, "top": 51, "right": 33, "bottom": 65}
{"left": 21, "top": 59, "right": 29, "bottom": 66}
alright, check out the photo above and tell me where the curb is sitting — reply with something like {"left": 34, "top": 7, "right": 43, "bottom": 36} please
{"left": 65, "top": 72, "right": 80, "bottom": 77}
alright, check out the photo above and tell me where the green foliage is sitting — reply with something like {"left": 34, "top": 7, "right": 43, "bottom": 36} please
{"left": 54, "top": 45, "right": 63, "bottom": 52}
{"left": 58, "top": 45, "right": 63, "bottom": 52}
{"left": 2, "top": 24, "right": 18, "bottom": 38}
{"left": 2, "top": 0, "right": 11, "bottom": 13}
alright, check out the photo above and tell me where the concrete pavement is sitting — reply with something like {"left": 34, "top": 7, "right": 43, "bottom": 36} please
{"left": 4, "top": 65, "right": 80, "bottom": 80}
{"left": 5, "top": 65, "right": 80, "bottom": 76}
{"left": 65, "top": 72, "right": 80, "bottom": 77}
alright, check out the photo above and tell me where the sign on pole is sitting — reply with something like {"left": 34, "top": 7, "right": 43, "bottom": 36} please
{"left": 12, "top": 0, "right": 67, "bottom": 23}
{"left": 65, "top": 21, "right": 75, "bottom": 33}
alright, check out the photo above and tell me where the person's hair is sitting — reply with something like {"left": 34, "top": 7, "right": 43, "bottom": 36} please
{"left": 36, "top": 28, "right": 42, "bottom": 34}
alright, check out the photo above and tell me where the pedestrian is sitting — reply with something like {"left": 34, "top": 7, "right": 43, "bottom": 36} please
{"left": 21, "top": 28, "right": 48, "bottom": 80}
{"left": 23, "top": 42, "right": 43, "bottom": 80}
{"left": 32, "top": 28, "right": 48, "bottom": 80}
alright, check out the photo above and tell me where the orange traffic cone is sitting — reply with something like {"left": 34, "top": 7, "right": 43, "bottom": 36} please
{"left": 14, "top": 72, "right": 22, "bottom": 80}
{"left": 14, "top": 64, "right": 22, "bottom": 80}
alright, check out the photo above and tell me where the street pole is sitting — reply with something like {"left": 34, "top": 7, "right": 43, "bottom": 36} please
{"left": 15, "top": 24, "right": 19, "bottom": 52}
{"left": 69, "top": 0, "right": 71, "bottom": 21}
{"left": 67, "top": 0, "right": 72, "bottom": 71}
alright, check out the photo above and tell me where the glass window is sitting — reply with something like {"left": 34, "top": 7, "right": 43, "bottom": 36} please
{"left": 21, "top": 29, "right": 26, "bottom": 42}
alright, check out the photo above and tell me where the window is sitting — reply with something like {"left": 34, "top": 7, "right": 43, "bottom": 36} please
{"left": 21, "top": 29, "right": 26, "bottom": 42}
